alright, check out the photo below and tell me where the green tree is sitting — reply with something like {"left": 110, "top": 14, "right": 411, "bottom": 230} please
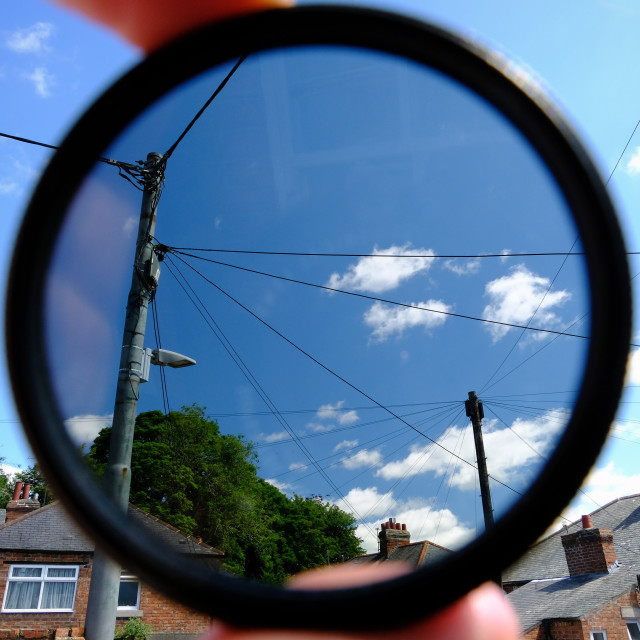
{"left": 0, "top": 458, "right": 13, "bottom": 508}
{"left": 88, "top": 405, "right": 364, "bottom": 581}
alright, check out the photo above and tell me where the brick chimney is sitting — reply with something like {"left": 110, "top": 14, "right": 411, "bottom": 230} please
{"left": 561, "top": 514, "right": 617, "bottom": 576}
{"left": 379, "top": 518, "right": 410, "bottom": 558}
{"left": 5, "top": 482, "right": 41, "bottom": 523}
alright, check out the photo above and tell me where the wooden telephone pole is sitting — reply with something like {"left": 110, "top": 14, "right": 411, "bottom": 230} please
{"left": 465, "top": 390, "right": 501, "bottom": 586}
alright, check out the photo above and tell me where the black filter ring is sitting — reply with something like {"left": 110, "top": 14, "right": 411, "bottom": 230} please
{"left": 5, "top": 5, "right": 631, "bottom": 631}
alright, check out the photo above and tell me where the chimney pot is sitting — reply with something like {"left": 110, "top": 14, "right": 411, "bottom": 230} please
{"left": 582, "top": 515, "right": 593, "bottom": 529}
{"left": 378, "top": 518, "right": 411, "bottom": 557}
{"left": 12, "top": 482, "right": 22, "bottom": 501}
{"left": 22, "top": 484, "right": 31, "bottom": 500}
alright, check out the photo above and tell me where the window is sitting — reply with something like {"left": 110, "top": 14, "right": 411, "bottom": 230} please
{"left": 591, "top": 632, "right": 607, "bottom": 640}
{"left": 628, "top": 622, "right": 640, "bottom": 640}
{"left": 2, "top": 565, "right": 78, "bottom": 612}
{"left": 117, "top": 572, "right": 141, "bottom": 611}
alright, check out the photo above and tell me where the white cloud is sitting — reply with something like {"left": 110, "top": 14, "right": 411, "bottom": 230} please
{"left": 1, "top": 464, "right": 21, "bottom": 480}
{"left": 23, "top": 66, "right": 54, "bottom": 97}
{"left": 325, "top": 243, "right": 436, "bottom": 294}
{"left": 334, "top": 486, "right": 396, "bottom": 519}
{"left": 262, "top": 430, "right": 289, "bottom": 443}
{"left": 6, "top": 23, "right": 54, "bottom": 54}
{"left": 626, "top": 146, "right": 640, "bottom": 175}
{"left": 0, "top": 179, "right": 18, "bottom": 195}
{"left": 288, "top": 462, "right": 307, "bottom": 472}
{"left": 547, "top": 459, "right": 640, "bottom": 534}
{"left": 333, "top": 439, "right": 358, "bottom": 453}
{"left": 123, "top": 216, "right": 137, "bottom": 238}
{"left": 376, "top": 410, "right": 567, "bottom": 490}
{"left": 626, "top": 348, "right": 640, "bottom": 385}
{"left": 500, "top": 250, "right": 512, "bottom": 263}
{"left": 340, "top": 410, "right": 359, "bottom": 425}
{"left": 265, "top": 478, "right": 292, "bottom": 492}
{"left": 317, "top": 401, "right": 343, "bottom": 420}
{"left": 442, "top": 259, "right": 480, "bottom": 276}
{"left": 64, "top": 413, "right": 113, "bottom": 445}
{"left": 334, "top": 488, "right": 475, "bottom": 553}
{"left": 482, "top": 265, "right": 570, "bottom": 342}
{"left": 316, "top": 401, "right": 359, "bottom": 425}
{"left": 364, "top": 299, "right": 451, "bottom": 342}
{"left": 341, "top": 449, "right": 383, "bottom": 470}
{"left": 0, "top": 156, "right": 35, "bottom": 197}
{"left": 306, "top": 422, "right": 334, "bottom": 433}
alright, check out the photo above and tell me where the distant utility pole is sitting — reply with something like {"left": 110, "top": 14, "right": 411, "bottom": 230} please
{"left": 465, "top": 391, "right": 493, "bottom": 529}
{"left": 85, "top": 153, "right": 164, "bottom": 640}
{"left": 465, "top": 390, "right": 501, "bottom": 586}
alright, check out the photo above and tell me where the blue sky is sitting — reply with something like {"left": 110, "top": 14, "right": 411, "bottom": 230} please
{"left": 2, "top": 1, "right": 640, "bottom": 558}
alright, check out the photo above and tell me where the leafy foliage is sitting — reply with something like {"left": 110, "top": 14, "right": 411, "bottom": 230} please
{"left": 114, "top": 617, "right": 153, "bottom": 640}
{"left": 0, "top": 459, "right": 13, "bottom": 509}
{"left": 88, "top": 405, "right": 364, "bottom": 581}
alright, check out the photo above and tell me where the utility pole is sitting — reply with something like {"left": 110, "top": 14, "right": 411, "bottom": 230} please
{"left": 465, "top": 391, "right": 493, "bottom": 529}
{"left": 85, "top": 153, "right": 164, "bottom": 640}
{"left": 465, "top": 390, "right": 501, "bottom": 586}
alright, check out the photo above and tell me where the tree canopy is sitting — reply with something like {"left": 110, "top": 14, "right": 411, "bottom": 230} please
{"left": 15, "top": 463, "right": 55, "bottom": 506}
{"left": 88, "top": 405, "right": 364, "bottom": 582}
{"left": 0, "top": 459, "right": 13, "bottom": 509}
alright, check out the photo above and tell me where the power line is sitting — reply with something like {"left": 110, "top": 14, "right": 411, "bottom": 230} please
{"left": 0, "top": 131, "right": 132, "bottom": 169}
{"left": 163, "top": 246, "right": 594, "bottom": 258}
{"left": 163, "top": 255, "right": 376, "bottom": 537}
{"left": 169, "top": 249, "right": 602, "bottom": 343}
{"left": 171, "top": 253, "right": 526, "bottom": 497}
{"left": 606, "top": 118, "right": 640, "bottom": 185}
{"left": 480, "top": 237, "right": 581, "bottom": 393}
{"left": 485, "top": 403, "right": 602, "bottom": 513}
{"left": 161, "top": 56, "right": 247, "bottom": 165}
{"left": 150, "top": 296, "right": 170, "bottom": 414}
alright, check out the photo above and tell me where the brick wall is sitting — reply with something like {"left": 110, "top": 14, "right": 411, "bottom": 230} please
{"left": 378, "top": 522, "right": 410, "bottom": 557}
{"left": 522, "top": 589, "right": 640, "bottom": 640}
{"left": 124, "top": 583, "right": 211, "bottom": 635}
{"left": 561, "top": 528, "right": 617, "bottom": 576}
{"left": 580, "top": 590, "right": 640, "bottom": 640}
{"left": 522, "top": 619, "right": 584, "bottom": 639}
{"left": 0, "top": 552, "right": 212, "bottom": 640}
{"left": 0, "top": 551, "right": 91, "bottom": 639}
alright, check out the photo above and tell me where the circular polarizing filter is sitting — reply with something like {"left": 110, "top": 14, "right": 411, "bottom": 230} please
{"left": 5, "top": 5, "right": 631, "bottom": 632}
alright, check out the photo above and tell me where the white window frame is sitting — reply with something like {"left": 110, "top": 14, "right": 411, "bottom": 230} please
{"left": 117, "top": 572, "right": 141, "bottom": 611}
{"left": 627, "top": 621, "right": 640, "bottom": 640}
{"left": 2, "top": 564, "right": 79, "bottom": 613}
{"left": 590, "top": 631, "right": 607, "bottom": 640}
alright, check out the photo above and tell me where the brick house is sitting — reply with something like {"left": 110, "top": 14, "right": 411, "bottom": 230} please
{"left": 504, "top": 494, "right": 640, "bottom": 639}
{"left": 0, "top": 482, "right": 223, "bottom": 640}
{"left": 344, "top": 518, "right": 453, "bottom": 567}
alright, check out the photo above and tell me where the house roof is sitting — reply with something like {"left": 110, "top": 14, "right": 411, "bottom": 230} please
{"left": 345, "top": 539, "right": 452, "bottom": 568}
{"left": 504, "top": 494, "right": 640, "bottom": 583}
{"left": 508, "top": 566, "right": 639, "bottom": 632}
{"left": 505, "top": 494, "right": 640, "bottom": 632}
{"left": 0, "top": 501, "right": 223, "bottom": 557}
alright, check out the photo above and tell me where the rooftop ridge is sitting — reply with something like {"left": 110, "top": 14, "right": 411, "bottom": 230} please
{"left": 528, "top": 493, "right": 640, "bottom": 548}
{"left": 0, "top": 499, "right": 55, "bottom": 529}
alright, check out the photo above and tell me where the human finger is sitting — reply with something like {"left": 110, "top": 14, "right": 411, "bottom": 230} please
{"left": 50, "top": 0, "right": 294, "bottom": 52}
{"left": 201, "top": 564, "right": 520, "bottom": 640}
